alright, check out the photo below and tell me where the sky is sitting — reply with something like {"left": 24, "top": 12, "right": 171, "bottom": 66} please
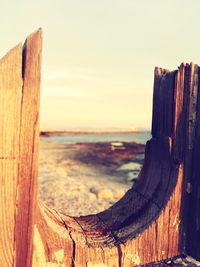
{"left": 1, "top": 1, "right": 200, "bottom": 130}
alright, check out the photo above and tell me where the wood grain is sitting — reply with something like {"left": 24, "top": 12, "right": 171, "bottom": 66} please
{"left": 0, "top": 31, "right": 200, "bottom": 266}
{"left": 0, "top": 44, "right": 22, "bottom": 267}
{"left": 0, "top": 29, "right": 42, "bottom": 267}
{"left": 186, "top": 65, "right": 200, "bottom": 259}
{"left": 32, "top": 63, "right": 187, "bottom": 266}
{"left": 15, "top": 29, "right": 42, "bottom": 267}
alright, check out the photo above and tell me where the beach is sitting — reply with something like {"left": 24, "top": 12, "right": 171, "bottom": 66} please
{"left": 38, "top": 138, "right": 145, "bottom": 216}
{"left": 38, "top": 137, "right": 200, "bottom": 266}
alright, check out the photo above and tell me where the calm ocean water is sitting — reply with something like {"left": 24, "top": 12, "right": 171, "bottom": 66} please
{"left": 40, "top": 132, "right": 151, "bottom": 145}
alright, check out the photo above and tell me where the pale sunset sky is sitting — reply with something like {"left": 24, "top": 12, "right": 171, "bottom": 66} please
{"left": 1, "top": 1, "right": 200, "bottom": 130}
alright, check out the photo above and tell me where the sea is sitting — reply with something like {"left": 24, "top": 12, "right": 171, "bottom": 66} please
{"left": 40, "top": 131, "right": 151, "bottom": 145}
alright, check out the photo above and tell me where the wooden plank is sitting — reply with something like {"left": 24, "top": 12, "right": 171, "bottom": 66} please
{"left": 15, "top": 29, "right": 42, "bottom": 267}
{"left": 173, "top": 63, "right": 185, "bottom": 162}
{"left": 186, "top": 139, "right": 200, "bottom": 259}
{"left": 195, "top": 66, "right": 200, "bottom": 137}
{"left": 178, "top": 64, "right": 198, "bottom": 254}
{"left": 151, "top": 67, "right": 167, "bottom": 137}
{"left": 0, "top": 45, "right": 22, "bottom": 267}
{"left": 159, "top": 71, "right": 176, "bottom": 137}
{"left": 151, "top": 68, "right": 175, "bottom": 138}
{"left": 186, "top": 65, "right": 200, "bottom": 260}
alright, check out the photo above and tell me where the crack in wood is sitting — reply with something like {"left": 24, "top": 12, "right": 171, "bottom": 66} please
{"left": 73, "top": 217, "right": 89, "bottom": 247}
{"left": 0, "top": 157, "right": 16, "bottom": 159}
{"left": 69, "top": 231, "right": 76, "bottom": 267}
{"left": 117, "top": 245, "right": 122, "bottom": 267}
{"left": 96, "top": 214, "right": 121, "bottom": 245}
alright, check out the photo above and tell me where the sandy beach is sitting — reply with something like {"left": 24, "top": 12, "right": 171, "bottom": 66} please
{"left": 38, "top": 139, "right": 145, "bottom": 216}
{"left": 37, "top": 138, "right": 200, "bottom": 266}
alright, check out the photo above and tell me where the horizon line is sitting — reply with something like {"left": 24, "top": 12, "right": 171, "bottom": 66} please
{"left": 40, "top": 129, "right": 150, "bottom": 135}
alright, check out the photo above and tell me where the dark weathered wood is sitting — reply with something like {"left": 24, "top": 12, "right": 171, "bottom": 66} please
{"left": 186, "top": 65, "right": 200, "bottom": 260}
{"left": 151, "top": 68, "right": 175, "bottom": 138}
{"left": 176, "top": 64, "right": 199, "bottom": 256}
{"left": 173, "top": 63, "right": 185, "bottom": 162}
{"left": 1, "top": 30, "right": 200, "bottom": 266}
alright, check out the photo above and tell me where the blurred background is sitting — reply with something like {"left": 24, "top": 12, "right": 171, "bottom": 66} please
{"left": 1, "top": 0, "right": 200, "bottom": 131}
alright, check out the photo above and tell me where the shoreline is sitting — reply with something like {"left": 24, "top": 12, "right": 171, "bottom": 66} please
{"left": 38, "top": 139, "right": 145, "bottom": 216}
{"left": 40, "top": 130, "right": 147, "bottom": 136}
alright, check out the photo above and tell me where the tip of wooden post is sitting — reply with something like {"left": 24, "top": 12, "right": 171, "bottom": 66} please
{"left": 154, "top": 67, "right": 161, "bottom": 76}
{"left": 154, "top": 66, "right": 169, "bottom": 76}
{"left": 178, "top": 63, "right": 185, "bottom": 70}
{"left": 23, "top": 29, "right": 43, "bottom": 59}
{"left": 190, "top": 62, "right": 197, "bottom": 70}
{"left": 25, "top": 28, "right": 43, "bottom": 44}
{"left": 0, "top": 43, "right": 22, "bottom": 64}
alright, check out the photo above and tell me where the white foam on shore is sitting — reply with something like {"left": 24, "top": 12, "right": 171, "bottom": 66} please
{"left": 111, "top": 142, "right": 124, "bottom": 150}
{"left": 118, "top": 162, "right": 141, "bottom": 171}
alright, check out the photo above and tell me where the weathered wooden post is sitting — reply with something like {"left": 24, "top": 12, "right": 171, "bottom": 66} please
{"left": 0, "top": 30, "right": 200, "bottom": 267}
{"left": 0, "top": 29, "right": 42, "bottom": 267}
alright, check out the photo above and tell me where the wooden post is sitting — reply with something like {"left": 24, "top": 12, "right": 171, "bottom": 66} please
{"left": 0, "top": 30, "right": 200, "bottom": 267}
{"left": 0, "top": 29, "right": 42, "bottom": 267}
{"left": 15, "top": 30, "right": 42, "bottom": 267}
{"left": 0, "top": 43, "right": 23, "bottom": 267}
{"left": 184, "top": 65, "right": 200, "bottom": 259}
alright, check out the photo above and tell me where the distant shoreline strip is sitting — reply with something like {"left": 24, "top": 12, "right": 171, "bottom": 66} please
{"left": 40, "top": 130, "right": 147, "bottom": 136}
